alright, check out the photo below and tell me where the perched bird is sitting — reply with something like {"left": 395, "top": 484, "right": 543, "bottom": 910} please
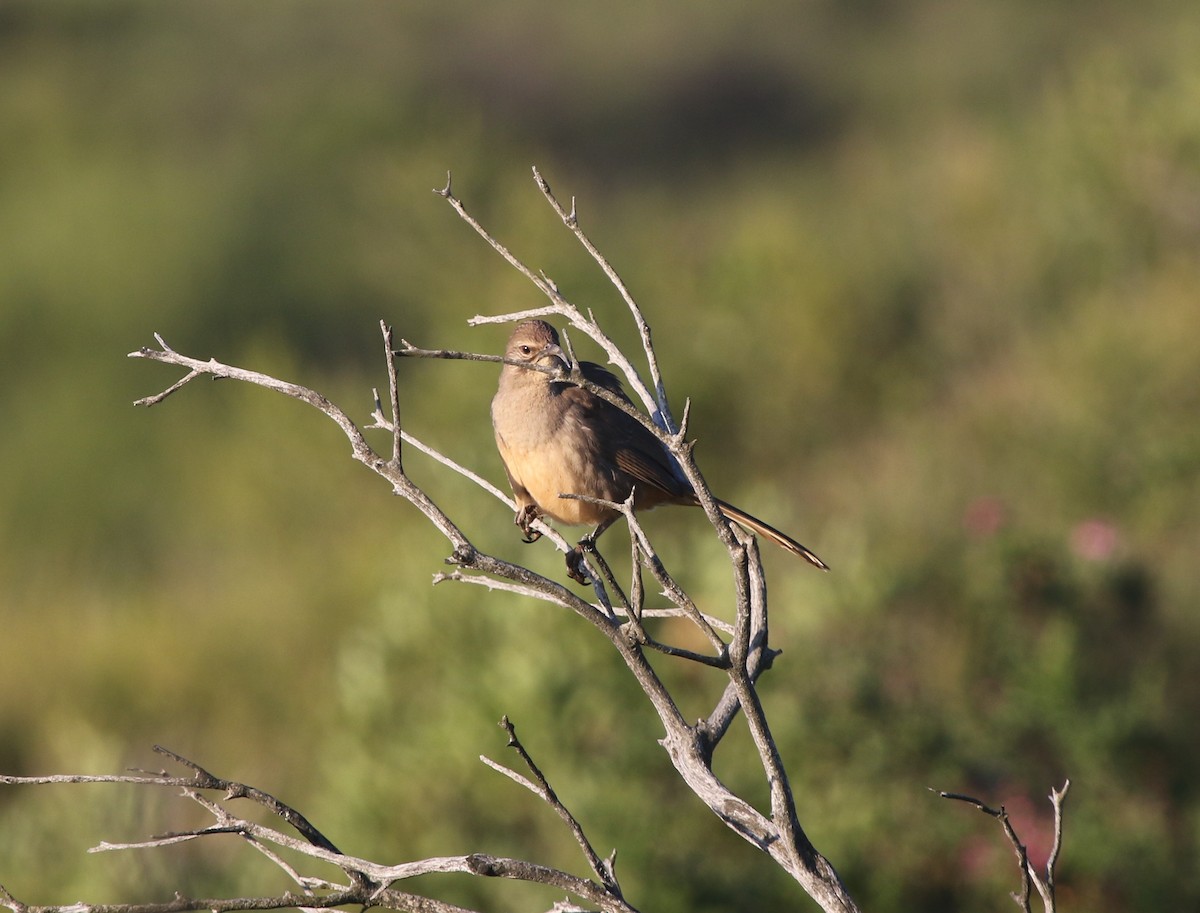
{"left": 490, "top": 319, "right": 827, "bottom": 582}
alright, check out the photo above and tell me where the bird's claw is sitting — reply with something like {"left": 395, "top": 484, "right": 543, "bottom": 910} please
{"left": 515, "top": 505, "right": 543, "bottom": 543}
{"left": 566, "top": 546, "right": 593, "bottom": 585}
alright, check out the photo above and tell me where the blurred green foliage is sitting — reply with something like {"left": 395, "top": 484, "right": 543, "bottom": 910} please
{"left": 1, "top": 1, "right": 1198, "bottom": 910}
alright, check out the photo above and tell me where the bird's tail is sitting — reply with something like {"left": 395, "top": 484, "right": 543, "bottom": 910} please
{"left": 715, "top": 499, "right": 828, "bottom": 571}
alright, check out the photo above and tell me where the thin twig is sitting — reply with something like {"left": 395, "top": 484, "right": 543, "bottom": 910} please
{"left": 490, "top": 717, "right": 622, "bottom": 898}
{"left": 628, "top": 535, "right": 644, "bottom": 623}
{"left": 381, "top": 321, "right": 403, "bottom": 471}
{"left": 366, "top": 399, "right": 571, "bottom": 555}
{"left": 435, "top": 172, "right": 563, "bottom": 305}
{"left": 531, "top": 167, "right": 673, "bottom": 431}
{"left": 129, "top": 332, "right": 470, "bottom": 552}
{"left": 637, "top": 638, "right": 731, "bottom": 669}
{"left": 0, "top": 884, "right": 366, "bottom": 913}
{"left": 398, "top": 341, "right": 671, "bottom": 449}
{"left": 437, "top": 567, "right": 734, "bottom": 638}
{"left": 151, "top": 746, "right": 347, "bottom": 858}
{"left": 620, "top": 499, "right": 727, "bottom": 654}
{"left": 576, "top": 543, "right": 627, "bottom": 622}
{"left": 395, "top": 341, "right": 563, "bottom": 375}
{"left": 132, "top": 368, "right": 202, "bottom": 407}
{"left": 1045, "top": 780, "right": 1070, "bottom": 897}
{"left": 934, "top": 784, "right": 1071, "bottom": 913}
{"left": 3, "top": 749, "right": 640, "bottom": 913}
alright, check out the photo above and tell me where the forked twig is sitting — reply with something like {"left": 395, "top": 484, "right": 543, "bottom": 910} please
{"left": 531, "top": 166, "right": 673, "bottom": 430}
{"left": 1, "top": 747, "right": 639, "bottom": 913}
{"left": 935, "top": 780, "right": 1071, "bottom": 913}
{"left": 482, "top": 717, "right": 622, "bottom": 898}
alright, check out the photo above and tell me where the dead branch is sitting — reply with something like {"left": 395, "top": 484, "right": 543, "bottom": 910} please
{"left": 1, "top": 169, "right": 885, "bottom": 913}
{"left": 1, "top": 747, "right": 638, "bottom": 913}
{"left": 529, "top": 167, "right": 673, "bottom": 431}
{"left": 934, "top": 780, "right": 1071, "bottom": 912}
{"left": 432, "top": 171, "right": 857, "bottom": 911}
{"left": 121, "top": 317, "right": 856, "bottom": 907}
{"left": 485, "top": 717, "right": 622, "bottom": 899}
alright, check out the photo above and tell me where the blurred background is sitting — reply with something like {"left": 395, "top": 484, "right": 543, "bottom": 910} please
{"left": 1, "top": 1, "right": 1198, "bottom": 910}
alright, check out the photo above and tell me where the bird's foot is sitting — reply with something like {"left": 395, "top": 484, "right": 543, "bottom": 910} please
{"left": 515, "top": 505, "right": 542, "bottom": 543}
{"left": 566, "top": 545, "right": 593, "bottom": 585}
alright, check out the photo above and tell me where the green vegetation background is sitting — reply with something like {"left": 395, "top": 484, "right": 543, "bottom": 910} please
{"left": 1, "top": 2, "right": 1197, "bottom": 910}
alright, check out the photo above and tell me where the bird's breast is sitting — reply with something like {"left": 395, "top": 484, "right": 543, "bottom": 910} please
{"left": 492, "top": 385, "right": 618, "bottom": 526}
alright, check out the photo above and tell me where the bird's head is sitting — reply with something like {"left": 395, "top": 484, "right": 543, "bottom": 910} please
{"left": 504, "top": 320, "right": 569, "bottom": 373}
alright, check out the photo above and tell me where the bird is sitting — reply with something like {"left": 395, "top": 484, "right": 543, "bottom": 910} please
{"left": 490, "top": 319, "right": 827, "bottom": 582}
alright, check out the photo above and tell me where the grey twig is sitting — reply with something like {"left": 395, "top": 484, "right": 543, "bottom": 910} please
{"left": 531, "top": 166, "right": 673, "bottom": 431}
{"left": 487, "top": 716, "right": 624, "bottom": 899}
{"left": 381, "top": 320, "right": 403, "bottom": 471}
{"left": 365, "top": 393, "right": 570, "bottom": 556}
{"left": 1045, "top": 780, "right": 1070, "bottom": 899}
{"left": 934, "top": 780, "right": 1071, "bottom": 913}
{"left": 398, "top": 339, "right": 671, "bottom": 450}
{"left": 129, "top": 330, "right": 468, "bottom": 553}
{"left": 434, "top": 173, "right": 661, "bottom": 427}
{"left": 592, "top": 490, "right": 727, "bottom": 656}
{"left": 1, "top": 748, "right": 640, "bottom": 913}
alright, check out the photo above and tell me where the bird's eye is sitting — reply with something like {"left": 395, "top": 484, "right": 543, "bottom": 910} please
{"left": 519, "top": 345, "right": 532, "bottom": 356}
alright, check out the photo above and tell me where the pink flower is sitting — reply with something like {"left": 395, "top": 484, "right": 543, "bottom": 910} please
{"left": 1070, "top": 519, "right": 1119, "bottom": 561}
{"left": 964, "top": 496, "right": 1006, "bottom": 538}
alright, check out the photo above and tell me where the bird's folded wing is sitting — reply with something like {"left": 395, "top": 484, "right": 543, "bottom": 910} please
{"left": 614, "top": 444, "right": 692, "bottom": 499}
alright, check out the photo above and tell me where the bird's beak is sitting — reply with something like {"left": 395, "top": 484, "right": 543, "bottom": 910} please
{"left": 540, "top": 343, "right": 569, "bottom": 372}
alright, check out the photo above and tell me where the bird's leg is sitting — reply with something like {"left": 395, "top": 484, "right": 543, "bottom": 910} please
{"left": 515, "top": 504, "right": 543, "bottom": 543}
{"left": 567, "top": 517, "right": 617, "bottom": 585}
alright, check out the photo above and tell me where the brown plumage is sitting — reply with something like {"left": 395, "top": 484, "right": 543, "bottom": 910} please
{"left": 491, "top": 319, "right": 827, "bottom": 580}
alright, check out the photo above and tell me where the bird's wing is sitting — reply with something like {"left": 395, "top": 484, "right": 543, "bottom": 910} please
{"left": 573, "top": 360, "right": 692, "bottom": 501}
{"left": 612, "top": 443, "right": 691, "bottom": 499}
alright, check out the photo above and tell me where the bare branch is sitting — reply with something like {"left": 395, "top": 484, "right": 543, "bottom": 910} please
{"left": 151, "top": 745, "right": 345, "bottom": 857}
{"left": 394, "top": 340, "right": 561, "bottom": 375}
{"left": 492, "top": 717, "right": 622, "bottom": 898}
{"left": 434, "top": 172, "right": 564, "bottom": 306}
{"left": 129, "top": 331, "right": 469, "bottom": 553}
{"left": 703, "top": 543, "right": 780, "bottom": 743}
{"left": 531, "top": 167, "right": 673, "bottom": 430}
{"left": 132, "top": 368, "right": 203, "bottom": 407}
{"left": 3, "top": 749, "right": 641, "bottom": 913}
{"left": 96, "top": 177, "right": 876, "bottom": 913}
{"left": 1045, "top": 780, "right": 1070, "bottom": 897}
{"left": 381, "top": 320, "right": 403, "bottom": 471}
{"left": 934, "top": 782, "right": 1071, "bottom": 913}
{"left": 427, "top": 179, "right": 857, "bottom": 908}
{"left": 435, "top": 570, "right": 733, "bottom": 642}
{"left": 0, "top": 883, "right": 366, "bottom": 913}
{"left": 626, "top": 632, "right": 731, "bottom": 669}
{"left": 432, "top": 569, "right": 589, "bottom": 612}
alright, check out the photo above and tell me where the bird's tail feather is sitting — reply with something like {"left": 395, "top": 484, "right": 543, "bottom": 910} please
{"left": 714, "top": 499, "right": 828, "bottom": 571}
